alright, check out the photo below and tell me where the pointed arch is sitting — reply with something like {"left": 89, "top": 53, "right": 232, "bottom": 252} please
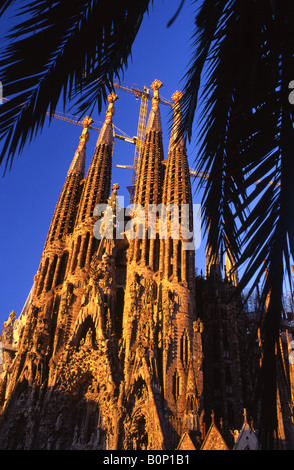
{"left": 55, "top": 251, "right": 69, "bottom": 286}
{"left": 74, "top": 315, "right": 98, "bottom": 351}
{"left": 180, "top": 328, "right": 189, "bottom": 368}
{"left": 46, "top": 255, "right": 58, "bottom": 291}
{"left": 37, "top": 257, "right": 49, "bottom": 295}
{"left": 172, "top": 370, "right": 181, "bottom": 400}
{"left": 71, "top": 235, "right": 81, "bottom": 272}
{"left": 80, "top": 232, "right": 90, "bottom": 268}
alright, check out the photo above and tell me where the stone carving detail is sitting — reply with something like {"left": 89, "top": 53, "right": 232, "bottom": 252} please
{"left": 0, "top": 85, "right": 265, "bottom": 451}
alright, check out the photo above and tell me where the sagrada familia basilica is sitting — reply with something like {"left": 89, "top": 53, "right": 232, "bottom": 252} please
{"left": 0, "top": 80, "right": 294, "bottom": 450}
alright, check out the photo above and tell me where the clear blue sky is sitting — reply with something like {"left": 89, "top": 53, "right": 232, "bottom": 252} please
{"left": 0, "top": 0, "right": 207, "bottom": 326}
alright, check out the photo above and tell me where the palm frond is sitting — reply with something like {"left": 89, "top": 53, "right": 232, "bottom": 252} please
{"left": 0, "top": 0, "right": 16, "bottom": 15}
{"left": 0, "top": 0, "right": 152, "bottom": 171}
{"left": 183, "top": 0, "right": 294, "bottom": 447}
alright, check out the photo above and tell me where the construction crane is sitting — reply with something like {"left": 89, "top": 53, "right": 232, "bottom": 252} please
{"left": 3, "top": 94, "right": 277, "bottom": 192}
{"left": 3, "top": 93, "right": 211, "bottom": 187}
{"left": 116, "top": 163, "right": 210, "bottom": 180}
{"left": 114, "top": 83, "right": 150, "bottom": 202}
{"left": 187, "top": 168, "right": 210, "bottom": 179}
{"left": 46, "top": 110, "right": 136, "bottom": 144}
{"left": 2, "top": 96, "right": 210, "bottom": 184}
{"left": 3, "top": 86, "right": 171, "bottom": 200}
{"left": 2, "top": 97, "right": 136, "bottom": 145}
{"left": 114, "top": 83, "right": 173, "bottom": 202}
{"left": 114, "top": 82, "right": 173, "bottom": 107}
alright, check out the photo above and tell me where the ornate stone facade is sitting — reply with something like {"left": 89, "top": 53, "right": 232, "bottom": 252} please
{"left": 1, "top": 81, "right": 294, "bottom": 450}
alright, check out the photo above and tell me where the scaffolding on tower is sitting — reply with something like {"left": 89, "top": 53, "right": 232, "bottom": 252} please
{"left": 114, "top": 83, "right": 151, "bottom": 202}
{"left": 113, "top": 82, "right": 173, "bottom": 202}
{"left": 113, "top": 84, "right": 146, "bottom": 202}
{"left": 131, "top": 87, "right": 149, "bottom": 202}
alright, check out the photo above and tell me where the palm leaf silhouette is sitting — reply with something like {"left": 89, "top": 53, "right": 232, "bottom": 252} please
{"left": 181, "top": 0, "right": 294, "bottom": 448}
{"left": 0, "top": 0, "right": 152, "bottom": 171}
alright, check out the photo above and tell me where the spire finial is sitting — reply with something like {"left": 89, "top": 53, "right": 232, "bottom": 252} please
{"left": 96, "top": 93, "right": 118, "bottom": 148}
{"left": 145, "top": 80, "right": 163, "bottom": 133}
{"left": 108, "top": 183, "right": 120, "bottom": 209}
{"left": 80, "top": 116, "right": 94, "bottom": 142}
{"left": 111, "top": 183, "right": 120, "bottom": 191}
{"left": 106, "top": 92, "right": 119, "bottom": 121}
{"left": 150, "top": 79, "right": 163, "bottom": 104}
{"left": 172, "top": 90, "right": 183, "bottom": 104}
{"left": 171, "top": 90, "right": 183, "bottom": 123}
{"left": 211, "top": 410, "right": 215, "bottom": 424}
{"left": 68, "top": 115, "right": 93, "bottom": 175}
{"left": 243, "top": 408, "right": 248, "bottom": 424}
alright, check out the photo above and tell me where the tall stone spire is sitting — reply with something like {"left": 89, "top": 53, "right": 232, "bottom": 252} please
{"left": 133, "top": 79, "right": 164, "bottom": 207}
{"left": 159, "top": 91, "right": 202, "bottom": 428}
{"left": 32, "top": 116, "right": 93, "bottom": 301}
{"left": 145, "top": 79, "right": 163, "bottom": 134}
{"left": 59, "top": 93, "right": 119, "bottom": 284}
{"left": 121, "top": 81, "right": 165, "bottom": 408}
{"left": 161, "top": 90, "right": 194, "bottom": 287}
{"left": 11, "top": 117, "right": 94, "bottom": 386}
{"left": 129, "top": 80, "right": 164, "bottom": 267}
{"left": 68, "top": 116, "right": 93, "bottom": 175}
{"left": 45, "top": 116, "right": 93, "bottom": 247}
{"left": 95, "top": 93, "right": 117, "bottom": 150}
{"left": 75, "top": 93, "right": 118, "bottom": 227}
{"left": 168, "top": 90, "right": 185, "bottom": 152}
